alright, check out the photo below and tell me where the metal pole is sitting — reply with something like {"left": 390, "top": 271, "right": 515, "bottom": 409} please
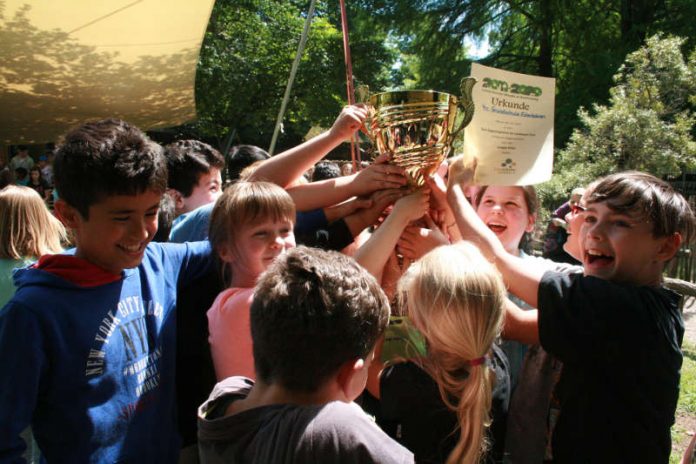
{"left": 268, "top": 0, "right": 317, "bottom": 156}
{"left": 339, "top": 0, "right": 361, "bottom": 171}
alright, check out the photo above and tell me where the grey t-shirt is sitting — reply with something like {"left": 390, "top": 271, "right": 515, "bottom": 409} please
{"left": 198, "top": 377, "right": 414, "bottom": 464}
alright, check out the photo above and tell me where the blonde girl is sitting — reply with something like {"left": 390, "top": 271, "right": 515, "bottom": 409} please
{"left": 0, "top": 185, "right": 66, "bottom": 464}
{"left": 206, "top": 181, "right": 296, "bottom": 381}
{"left": 0, "top": 185, "right": 66, "bottom": 306}
{"left": 398, "top": 242, "right": 506, "bottom": 464}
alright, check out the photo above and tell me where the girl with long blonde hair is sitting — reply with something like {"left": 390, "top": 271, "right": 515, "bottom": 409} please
{"left": 0, "top": 185, "right": 66, "bottom": 306}
{"left": 398, "top": 242, "right": 506, "bottom": 464}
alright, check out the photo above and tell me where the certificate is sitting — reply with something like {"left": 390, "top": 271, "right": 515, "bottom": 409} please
{"left": 464, "top": 63, "right": 556, "bottom": 185}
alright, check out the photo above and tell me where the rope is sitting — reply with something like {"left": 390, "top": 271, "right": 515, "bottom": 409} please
{"left": 339, "top": 0, "right": 361, "bottom": 171}
{"left": 268, "top": 0, "right": 317, "bottom": 156}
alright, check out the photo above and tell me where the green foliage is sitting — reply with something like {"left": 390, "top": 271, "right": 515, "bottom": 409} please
{"left": 192, "top": 0, "right": 395, "bottom": 152}
{"left": 360, "top": 0, "right": 696, "bottom": 149}
{"left": 670, "top": 340, "right": 696, "bottom": 463}
{"left": 539, "top": 35, "right": 696, "bottom": 209}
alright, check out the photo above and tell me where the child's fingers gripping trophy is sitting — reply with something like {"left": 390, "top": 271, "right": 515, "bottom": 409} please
{"left": 350, "top": 163, "right": 408, "bottom": 196}
{"left": 392, "top": 188, "right": 430, "bottom": 223}
{"left": 330, "top": 104, "right": 369, "bottom": 141}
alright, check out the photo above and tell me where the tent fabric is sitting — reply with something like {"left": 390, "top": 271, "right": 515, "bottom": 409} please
{"left": 0, "top": 0, "right": 215, "bottom": 144}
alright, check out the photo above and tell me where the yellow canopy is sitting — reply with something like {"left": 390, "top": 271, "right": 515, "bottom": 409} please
{"left": 0, "top": 0, "right": 215, "bottom": 144}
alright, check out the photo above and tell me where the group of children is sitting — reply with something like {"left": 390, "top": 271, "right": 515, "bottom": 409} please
{"left": 0, "top": 105, "right": 694, "bottom": 464}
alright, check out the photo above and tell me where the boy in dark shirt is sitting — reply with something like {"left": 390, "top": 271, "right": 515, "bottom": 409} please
{"left": 0, "top": 119, "right": 212, "bottom": 462}
{"left": 446, "top": 163, "right": 694, "bottom": 463}
{"left": 197, "top": 246, "right": 414, "bottom": 463}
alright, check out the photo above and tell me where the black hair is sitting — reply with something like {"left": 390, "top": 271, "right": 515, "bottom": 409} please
{"left": 14, "top": 167, "right": 28, "bottom": 180}
{"left": 226, "top": 145, "right": 269, "bottom": 182}
{"left": 251, "top": 246, "right": 389, "bottom": 393}
{"left": 164, "top": 140, "right": 224, "bottom": 197}
{"left": 53, "top": 119, "right": 167, "bottom": 218}
{"left": 311, "top": 161, "right": 341, "bottom": 182}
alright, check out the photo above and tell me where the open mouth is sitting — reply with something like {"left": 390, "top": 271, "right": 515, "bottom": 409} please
{"left": 118, "top": 243, "right": 145, "bottom": 255}
{"left": 585, "top": 249, "right": 614, "bottom": 266}
{"left": 487, "top": 221, "right": 507, "bottom": 234}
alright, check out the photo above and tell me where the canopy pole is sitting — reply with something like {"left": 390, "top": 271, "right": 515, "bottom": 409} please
{"left": 268, "top": 0, "right": 317, "bottom": 156}
{"left": 339, "top": 0, "right": 361, "bottom": 171}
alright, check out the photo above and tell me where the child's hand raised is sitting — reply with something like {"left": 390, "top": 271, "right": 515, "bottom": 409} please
{"left": 324, "top": 196, "right": 373, "bottom": 223}
{"left": 351, "top": 188, "right": 405, "bottom": 226}
{"left": 349, "top": 162, "right": 407, "bottom": 196}
{"left": 329, "top": 105, "right": 369, "bottom": 141}
{"left": 391, "top": 188, "right": 430, "bottom": 224}
{"left": 397, "top": 214, "right": 449, "bottom": 260}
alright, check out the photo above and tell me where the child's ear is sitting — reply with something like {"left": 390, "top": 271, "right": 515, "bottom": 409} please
{"left": 217, "top": 243, "right": 236, "bottom": 264}
{"left": 167, "top": 188, "right": 185, "bottom": 212}
{"left": 525, "top": 213, "right": 537, "bottom": 233}
{"left": 336, "top": 357, "right": 367, "bottom": 401}
{"left": 54, "top": 199, "right": 83, "bottom": 229}
{"left": 657, "top": 233, "right": 682, "bottom": 262}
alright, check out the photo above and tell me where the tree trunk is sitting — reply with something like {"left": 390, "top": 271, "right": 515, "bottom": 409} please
{"left": 620, "top": 0, "right": 661, "bottom": 48}
{"left": 537, "top": 0, "right": 553, "bottom": 77}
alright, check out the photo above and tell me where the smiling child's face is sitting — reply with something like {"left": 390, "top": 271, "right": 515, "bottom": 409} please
{"left": 219, "top": 217, "right": 296, "bottom": 288}
{"left": 181, "top": 168, "right": 222, "bottom": 214}
{"left": 476, "top": 186, "right": 534, "bottom": 255}
{"left": 579, "top": 201, "right": 670, "bottom": 286}
{"left": 60, "top": 189, "right": 161, "bottom": 275}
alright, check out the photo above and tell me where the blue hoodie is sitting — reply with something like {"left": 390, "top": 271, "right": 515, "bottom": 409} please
{"left": 0, "top": 241, "right": 211, "bottom": 463}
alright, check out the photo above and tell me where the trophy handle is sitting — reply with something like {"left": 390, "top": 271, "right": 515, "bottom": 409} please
{"left": 449, "top": 77, "right": 477, "bottom": 142}
{"left": 356, "top": 84, "right": 371, "bottom": 104}
{"left": 356, "top": 84, "right": 377, "bottom": 144}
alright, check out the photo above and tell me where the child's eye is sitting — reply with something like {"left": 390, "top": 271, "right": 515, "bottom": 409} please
{"left": 482, "top": 199, "right": 495, "bottom": 206}
{"left": 505, "top": 201, "right": 519, "bottom": 208}
{"left": 113, "top": 216, "right": 129, "bottom": 222}
{"left": 614, "top": 220, "right": 631, "bottom": 228}
{"left": 584, "top": 215, "right": 596, "bottom": 223}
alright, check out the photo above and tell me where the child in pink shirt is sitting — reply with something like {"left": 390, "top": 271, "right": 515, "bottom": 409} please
{"left": 207, "top": 181, "right": 296, "bottom": 380}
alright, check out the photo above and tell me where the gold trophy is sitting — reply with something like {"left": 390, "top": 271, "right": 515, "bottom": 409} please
{"left": 359, "top": 78, "right": 476, "bottom": 186}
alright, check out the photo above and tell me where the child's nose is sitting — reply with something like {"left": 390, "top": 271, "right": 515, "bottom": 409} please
{"left": 585, "top": 220, "right": 605, "bottom": 239}
{"left": 270, "top": 234, "right": 284, "bottom": 248}
{"left": 129, "top": 219, "right": 149, "bottom": 241}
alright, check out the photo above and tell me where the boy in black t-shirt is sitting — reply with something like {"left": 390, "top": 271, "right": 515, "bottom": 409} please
{"left": 445, "top": 164, "right": 694, "bottom": 463}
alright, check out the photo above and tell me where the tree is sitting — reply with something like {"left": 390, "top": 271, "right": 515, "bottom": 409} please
{"left": 191, "top": 0, "right": 395, "bottom": 153}
{"left": 537, "top": 35, "right": 696, "bottom": 209}
{"left": 362, "top": 0, "right": 696, "bottom": 147}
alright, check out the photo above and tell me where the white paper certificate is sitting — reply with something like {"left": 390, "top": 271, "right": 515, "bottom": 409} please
{"left": 464, "top": 63, "right": 556, "bottom": 185}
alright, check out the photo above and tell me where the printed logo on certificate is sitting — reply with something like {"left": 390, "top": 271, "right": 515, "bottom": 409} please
{"left": 464, "top": 63, "right": 556, "bottom": 185}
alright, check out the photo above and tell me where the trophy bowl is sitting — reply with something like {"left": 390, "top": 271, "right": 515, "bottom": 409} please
{"left": 362, "top": 78, "right": 476, "bottom": 186}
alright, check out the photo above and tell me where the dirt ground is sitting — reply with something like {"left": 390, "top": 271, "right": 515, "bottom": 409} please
{"left": 674, "top": 298, "right": 696, "bottom": 461}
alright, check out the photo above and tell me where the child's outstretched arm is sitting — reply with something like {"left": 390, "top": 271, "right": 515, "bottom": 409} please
{"left": 285, "top": 160, "right": 407, "bottom": 211}
{"left": 502, "top": 298, "right": 540, "bottom": 345}
{"left": 342, "top": 188, "right": 405, "bottom": 238}
{"left": 354, "top": 189, "right": 430, "bottom": 278}
{"left": 446, "top": 157, "right": 546, "bottom": 308}
{"left": 249, "top": 105, "right": 367, "bottom": 188}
